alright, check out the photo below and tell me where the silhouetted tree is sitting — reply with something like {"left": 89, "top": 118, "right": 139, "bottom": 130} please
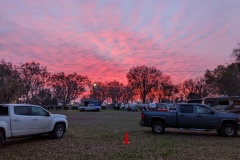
{"left": 105, "top": 80, "right": 125, "bottom": 105}
{"left": 90, "top": 81, "right": 108, "bottom": 104}
{"left": 32, "top": 89, "right": 57, "bottom": 105}
{"left": 147, "top": 90, "right": 156, "bottom": 103}
{"left": 205, "top": 63, "right": 240, "bottom": 96}
{"left": 155, "top": 75, "right": 176, "bottom": 103}
{"left": 0, "top": 60, "right": 23, "bottom": 103}
{"left": 194, "top": 77, "right": 210, "bottom": 98}
{"left": 232, "top": 42, "right": 240, "bottom": 63}
{"left": 126, "top": 65, "right": 162, "bottom": 103}
{"left": 178, "top": 79, "right": 196, "bottom": 100}
{"left": 120, "top": 85, "right": 136, "bottom": 103}
{"left": 19, "top": 61, "right": 49, "bottom": 104}
{"left": 178, "top": 77, "right": 211, "bottom": 101}
{"left": 49, "top": 72, "right": 90, "bottom": 107}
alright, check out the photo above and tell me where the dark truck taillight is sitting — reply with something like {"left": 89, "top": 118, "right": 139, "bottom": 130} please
{"left": 141, "top": 112, "right": 144, "bottom": 120}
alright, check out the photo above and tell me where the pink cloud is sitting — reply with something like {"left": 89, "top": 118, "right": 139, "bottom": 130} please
{"left": 1, "top": 0, "right": 240, "bottom": 85}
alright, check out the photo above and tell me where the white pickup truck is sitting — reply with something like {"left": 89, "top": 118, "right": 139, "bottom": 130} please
{"left": 78, "top": 104, "right": 101, "bottom": 112}
{"left": 0, "top": 104, "right": 68, "bottom": 148}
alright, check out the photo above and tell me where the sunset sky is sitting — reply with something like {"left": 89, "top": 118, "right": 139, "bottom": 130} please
{"left": 1, "top": 0, "right": 239, "bottom": 84}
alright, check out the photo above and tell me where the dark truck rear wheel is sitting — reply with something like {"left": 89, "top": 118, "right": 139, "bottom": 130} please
{"left": 152, "top": 122, "right": 165, "bottom": 134}
{"left": 221, "top": 124, "right": 237, "bottom": 137}
{"left": 217, "top": 129, "right": 222, "bottom": 135}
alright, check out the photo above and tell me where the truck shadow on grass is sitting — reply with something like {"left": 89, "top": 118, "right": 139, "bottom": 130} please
{"left": 143, "top": 128, "right": 240, "bottom": 137}
{"left": 3, "top": 135, "right": 53, "bottom": 148}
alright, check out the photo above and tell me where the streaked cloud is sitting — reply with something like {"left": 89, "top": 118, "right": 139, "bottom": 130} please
{"left": 0, "top": 0, "right": 239, "bottom": 84}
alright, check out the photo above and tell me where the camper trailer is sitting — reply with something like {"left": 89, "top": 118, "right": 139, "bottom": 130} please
{"left": 203, "top": 96, "right": 240, "bottom": 111}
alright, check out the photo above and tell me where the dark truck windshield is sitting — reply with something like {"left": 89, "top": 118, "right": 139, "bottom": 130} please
{"left": 0, "top": 105, "right": 8, "bottom": 116}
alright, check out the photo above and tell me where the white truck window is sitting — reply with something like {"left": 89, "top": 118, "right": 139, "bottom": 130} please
{"left": 14, "top": 106, "right": 29, "bottom": 115}
{"left": 0, "top": 106, "right": 8, "bottom": 116}
{"left": 31, "top": 106, "right": 48, "bottom": 116}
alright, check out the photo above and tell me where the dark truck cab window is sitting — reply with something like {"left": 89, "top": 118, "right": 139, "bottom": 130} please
{"left": 179, "top": 105, "right": 193, "bottom": 113}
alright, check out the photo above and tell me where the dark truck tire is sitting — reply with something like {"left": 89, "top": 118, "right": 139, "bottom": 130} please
{"left": 152, "top": 122, "right": 165, "bottom": 134}
{"left": 50, "top": 124, "right": 65, "bottom": 139}
{"left": 221, "top": 124, "right": 237, "bottom": 137}
{"left": 0, "top": 132, "right": 4, "bottom": 149}
{"left": 217, "top": 129, "right": 222, "bottom": 135}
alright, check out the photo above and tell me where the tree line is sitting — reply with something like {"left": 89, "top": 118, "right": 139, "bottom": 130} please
{"left": 0, "top": 43, "right": 239, "bottom": 106}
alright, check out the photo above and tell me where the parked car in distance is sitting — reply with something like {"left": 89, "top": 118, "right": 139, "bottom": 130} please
{"left": 120, "top": 103, "right": 138, "bottom": 111}
{"left": 139, "top": 104, "right": 149, "bottom": 111}
{"left": 227, "top": 109, "right": 240, "bottom": 114}
{"left": 148, "top": 103, "right": 157, "bottom": 110}
{"left": 224, "top": 103, "right": 240, "bottom": 110}
{"left": 101, "top": 102, "right": 108, "bottom": 110}
{"left": 0, "top": 104, "right": 68, "bottom": 148}
{"left": 78, "top": 104, "right": 101, "bottom": 112}
{"left": 156, "top": 103, "right": 176, "bottom": 112}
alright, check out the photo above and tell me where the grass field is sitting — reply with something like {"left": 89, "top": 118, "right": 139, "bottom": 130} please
{"left": 1, "top": 110, "right": 240, "bottom": 160}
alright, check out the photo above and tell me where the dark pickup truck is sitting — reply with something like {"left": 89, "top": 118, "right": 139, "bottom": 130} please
{"left": 140, "top": 103, "right": 240, "bottom": 137}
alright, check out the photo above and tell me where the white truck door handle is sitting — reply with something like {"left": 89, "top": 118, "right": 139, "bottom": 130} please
{"left": 14, "top": 118, "right": 20, "bottom": 121}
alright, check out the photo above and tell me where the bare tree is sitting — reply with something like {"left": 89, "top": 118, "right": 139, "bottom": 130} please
{"left": 194, "top": 77, "right": 209, "bottom": 98}
{"left": 105, "top": 80, "right": 125, "bottom": 105}
{"left": 205, "top": 63, "right": 240, "bottom": 96}
{"left": 19, "top": 61, "right": 49, "bottom": 104}
{"left": 120, "top": 85, "right": 136, "bottom": 103}
{"left": 232, "top": 42, "right": 240, "bottom": 63}
{"left": 178, "top": 79, "right": 195, "bottom": 101}
{"left": 126, "top": 65, "right": 162, "bottom": 103}
{"left": 36, "top": 88, "right": 57, "bottom": 105}
{"left": 90, "top": 81, "right": 108, "bottom": 104}
{"left": 155, "top": 75, "right": 176, "bottom": 103}
{"left": 178, "top": 77, "right": 210, "bottom": 101}
{"left": 0, "top": 60, "right": 23, "bottom": 103}
{"left": 49, "top": 72, "right": 90, "bottom": 107}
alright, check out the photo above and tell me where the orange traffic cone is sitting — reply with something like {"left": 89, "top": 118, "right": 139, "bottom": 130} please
{"left": 123, "top": 132, "right": 130, "bottom": 144}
